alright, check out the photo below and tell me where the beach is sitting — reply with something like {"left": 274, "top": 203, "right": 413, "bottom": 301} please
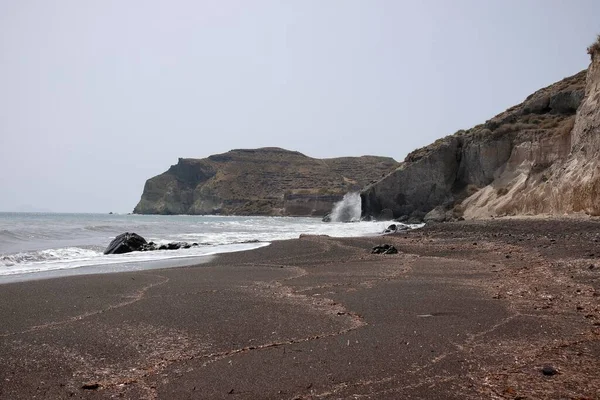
{"left": 0, "top": 219, "right": 599, "bottom": 399}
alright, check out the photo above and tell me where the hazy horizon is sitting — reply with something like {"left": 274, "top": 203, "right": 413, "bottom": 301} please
{"left": 1, "top": 1, "right": 599, "bottom": 213}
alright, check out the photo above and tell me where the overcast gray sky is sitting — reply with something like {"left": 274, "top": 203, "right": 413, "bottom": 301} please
{"left": 1, "top": 1, "right": 598, "bottom": 213}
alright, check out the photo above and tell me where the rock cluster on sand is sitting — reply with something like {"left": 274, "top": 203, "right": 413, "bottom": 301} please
{"left": 103, "top": 232, "right": 199, "bottom": 255}
{"left": 371, "top": 244, "right": 398, "bottom": 254}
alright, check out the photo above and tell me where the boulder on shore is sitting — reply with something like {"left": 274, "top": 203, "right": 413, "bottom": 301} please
{"left": 424, "top": 206, "right": 447, "bottom": 223}
{"left": 382, "top": 224, "right": 409, "bottom": 234}
{"left": 103, "top": 233, "right": 200, "bottom": 255}
{"left": 371, "top": 244, "right": 399, "bottom": 254}
{"left": 103, "top": 232, "right": 148, "bottom": 255}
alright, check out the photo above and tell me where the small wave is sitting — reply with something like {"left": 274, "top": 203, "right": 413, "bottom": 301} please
{"left": 0, "top": 248, "right": 102, "bottom": 267}
{"left": 0, "top": 229, "right": 23, "bottom": 241}
{"left": 83, "top": 225, "right": 116, "bottom": 232}
{"left": 0, "top": 242, "right": 270, "bottom": 278}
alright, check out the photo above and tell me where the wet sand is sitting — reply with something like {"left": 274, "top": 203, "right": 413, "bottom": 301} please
{"left": 0, "top": 219, "right": 598, "bottom": 399}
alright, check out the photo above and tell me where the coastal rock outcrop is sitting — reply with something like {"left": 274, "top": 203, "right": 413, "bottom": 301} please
{"left": 103, "top": 233, "right": 199, "bottom": 254}
{"left": 362, "top": 38, "right": 600, "bottom": 221}
{"left": 134, "top": 148, "right": 398, "bottom": 216}
{"left": 103, "top": 232, "right": 148, "bottom": 255}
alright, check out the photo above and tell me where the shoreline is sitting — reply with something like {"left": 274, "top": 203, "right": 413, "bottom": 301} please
{"left": 0, "top": 254, "right": 218, "bottom": 285}
{"left": 0, "top": 214, "right": 405, "bottom": 283}
{"left": 0, "top": 219, "right": 598, "bottom": 399}
{"left": 0, "top": 242, "right": 273, "bottom": 285}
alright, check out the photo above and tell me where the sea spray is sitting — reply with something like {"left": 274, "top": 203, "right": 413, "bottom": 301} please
{"left": 329, "top": 192, "right": 362, "bottom": 222}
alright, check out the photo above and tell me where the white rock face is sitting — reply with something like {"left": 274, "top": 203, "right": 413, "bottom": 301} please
{"left": 362, "top": 59, "right": 599, "bottom": 220}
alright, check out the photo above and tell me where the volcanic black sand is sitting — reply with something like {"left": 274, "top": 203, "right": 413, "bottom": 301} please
{"left": 0, "top": 219, "right": 599, "bottom": 399}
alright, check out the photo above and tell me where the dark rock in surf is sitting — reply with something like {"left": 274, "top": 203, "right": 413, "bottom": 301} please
{"left": 141, "top": 242, "right": 158, "bottom": 251}
{"left": 104, "top": 234, "right": 199, "bottom": 254}
{"left": 322, "top": 213, "right": 332, "bottom": 223}
{"left": 383, "top": 224, "right": 410, "bottom": 234}
{"left": 157, "top": 241, "right": 196, "bottom": 251}
{"left": 383, "top": 224, "right": 397, "bottom": 234}
{"left": 371, "top": 244, "right": 398, "bottom": 254}
{"left": 103, "top": 232, "right": 148, "bottom": 255}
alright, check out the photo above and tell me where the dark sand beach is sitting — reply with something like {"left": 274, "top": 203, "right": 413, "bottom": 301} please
{"left": 0, "top": 219, "right": 599, "bottom": 399}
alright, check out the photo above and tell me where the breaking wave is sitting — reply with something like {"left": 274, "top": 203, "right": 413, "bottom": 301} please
{"left": 83, "top": 225, "right": 115, "bottom": 232}
{"left": 0, "top": 247, "right": 102, "bottom": 268}
{"left": 0, "top": 213, "right": 422, "bottom": 280}
{"left": 329, "top": 193, "right": 362, "bottom": 222}
{"left": 0, "top": 229, "right": 22, "bottom": 241}
{"left": 0, "top": 243, "right": 269, "bottom": 276}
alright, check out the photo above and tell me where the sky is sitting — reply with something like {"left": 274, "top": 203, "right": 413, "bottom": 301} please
{"left": 0, "top": 1, "right": 599, "bottom": 213}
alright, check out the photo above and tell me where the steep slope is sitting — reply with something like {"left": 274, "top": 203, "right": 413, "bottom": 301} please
{"left": 134, "top": 148, "right": 398, "bottom": 216}
{"left": 461, "top": 55, "right": 600, "bottom": 218}
{"left": 361, "top": 58, "right": 593, "bottom": 221}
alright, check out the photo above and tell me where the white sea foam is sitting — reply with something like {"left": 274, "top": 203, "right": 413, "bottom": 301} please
{"left": 0, "top": 213, "right": 412, "bottom": 280}
{"left": 0, "top": 243, "right": 270, "bottom": 276}
{"left": 1, "top": 247, "right": 101, "bottom": 268}
{"left": 329, "top": 192, "right": 362, "bottom": 222}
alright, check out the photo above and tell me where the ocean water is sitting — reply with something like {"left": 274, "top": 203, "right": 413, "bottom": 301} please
{"left": 0, "top": 213, "right": 411, "bottom": 282}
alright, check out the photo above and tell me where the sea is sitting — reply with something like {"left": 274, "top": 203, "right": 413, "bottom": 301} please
{"left": 0, "top": 212, "right": 412, "bottom": 283}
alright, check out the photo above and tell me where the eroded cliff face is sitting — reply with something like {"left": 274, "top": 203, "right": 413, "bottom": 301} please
{"left": 361, "top": 59, "right": 596, "bottom": 221}
{"left": 463, "top": 54, "right": 600, "bottom": 218}
{"left": 134, "top": 148, "right": 399, "bottom": 216}
{"left": 561, "top": 52, "right": 600, "bottom": 215}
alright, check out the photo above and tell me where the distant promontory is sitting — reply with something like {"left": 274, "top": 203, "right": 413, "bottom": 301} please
{"left": 133, "top": 148, "right": 399, "bottom": 216}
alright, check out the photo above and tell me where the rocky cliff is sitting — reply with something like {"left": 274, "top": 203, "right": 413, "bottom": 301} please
{"left": 134, "top": 148, "right": 398, "bottom": 216}
{"left": 362, "top": 42, "right": 600, "bottom": 222}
